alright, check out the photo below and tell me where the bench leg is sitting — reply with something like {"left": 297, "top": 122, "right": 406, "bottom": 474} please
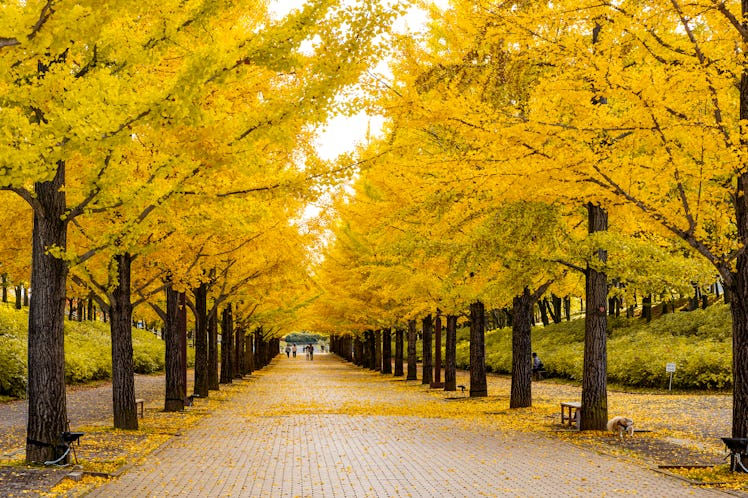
{"left": 733, "top": 453, "right": 748, "bottom": 473}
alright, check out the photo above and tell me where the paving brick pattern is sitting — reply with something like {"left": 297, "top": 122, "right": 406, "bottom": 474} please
{"left": 86, "top": 355, "right": 729, "bottom": 497}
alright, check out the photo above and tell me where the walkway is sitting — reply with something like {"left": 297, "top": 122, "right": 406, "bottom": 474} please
{"left": 84, "top": 354, "right": 730, "bottom": 497}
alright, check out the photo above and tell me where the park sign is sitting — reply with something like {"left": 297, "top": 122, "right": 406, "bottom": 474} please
{"left": 666, "top": 363, "right": 676, "bottom": 391}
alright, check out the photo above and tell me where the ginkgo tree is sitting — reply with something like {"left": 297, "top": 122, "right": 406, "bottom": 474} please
{"left": 1, "top": 0, "right": 402, "bottom": 463}
{"left": 311, "top": 0, "right": 718, "bottom": 416}
{"left": 454, "top": 0, "right": 748, "bottom": 437}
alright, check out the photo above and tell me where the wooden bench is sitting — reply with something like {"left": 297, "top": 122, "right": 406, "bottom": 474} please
{"left": 532, "top": 369, "right": 547, "bottom": 380}
{"left": 560, "top": 401, "right": 581, "bottom": 428}
{"left": 135, "top": 398, "right": 145, "bottom": 418}
{"left": 722, "top": 438, "right": 748, "bottom": 472}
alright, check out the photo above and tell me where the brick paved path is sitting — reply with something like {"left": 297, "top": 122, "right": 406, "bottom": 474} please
{"left": 85, "top": 354, "right": 729, "bottom": 497}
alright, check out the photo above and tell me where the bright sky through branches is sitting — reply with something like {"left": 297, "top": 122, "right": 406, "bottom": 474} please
{"left": 268, "top": 0, "right": 443, "bottom": 160}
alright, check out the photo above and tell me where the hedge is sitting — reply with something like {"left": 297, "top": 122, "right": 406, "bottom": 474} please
{"left": 455, "top": 303, "right": 732, "bottom": 390}
{"left": 0, "top": 305, "right": 170, "bottom": 398}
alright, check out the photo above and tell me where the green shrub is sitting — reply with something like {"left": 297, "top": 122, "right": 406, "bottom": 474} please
{"left": 456, "top": 303, "right": 733, "bottom": 390}
{"left": 0, "top": 304, "right": 170, "bottom": 396}
{"left": 0, "top": 334, "right": 26, "bottom": 397}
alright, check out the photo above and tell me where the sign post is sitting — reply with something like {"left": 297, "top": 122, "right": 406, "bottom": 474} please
{"left": 666, "top": 362, "right": 676, "bottom": 391}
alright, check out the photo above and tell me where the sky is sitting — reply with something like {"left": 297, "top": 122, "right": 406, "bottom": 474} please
{"left": 268, "top": 0, "right": 442, "bottom": 160}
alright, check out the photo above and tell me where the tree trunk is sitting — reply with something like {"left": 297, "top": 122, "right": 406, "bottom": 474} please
{"left": 254, "top": 329, "right": 263, "bottom": 368}
{"left": 234, "top": 327, "right": 244, "bottom": 378}
{"left": 581, "top": 203, "right": 608, "bottom": 431}
{"left": 382, "top": 329, "right": 392, "bottom": 374}
{"left": 372, "top": 329, "right": 381, "bottom": 371}
{"left": 246, "top": 329, "right": 256, "bottom": 374}
{"left": 550, "top": 294, "right": 562, "bottom": 323}
{"left": 110, "top": 253, "right": 138, "bottom": 429}
{"left": 444, "top": 315, "right": 457, "bottom": 391}
{"left": 179, "top": 292, "right": 187, "bottom": 400}
{"left": 642, "top": 295, "right": 652, "bottom": 322}
{"left": 1, "top": 274, "right": 6, "bottom": 303}
{"left": 433, "top": 314, "right": 443, "bottom": 387}
{"left": 394, "top": 328, "right": 404, "bottom": 376}
{"left": 538, "top": 299, "right": 550, "bottom": 326}
{"left": 469, "top": 301, "right": 488, "bottom": 397}
{"left": 15, "top": 285, "right": 22, "bottom": 310}
{"left": 193, "top": 283, "right": 209, "bottom": 398}
{"left": 510, "top": 289, "right": 533, "bottom": 409}
{"left": 208, "top": 309, "right": 219, "bottom": 391}
{"left": 164, "top": 286, "right": 186, "bottom": 412}
{"left": 421, "top": 315, "right": 433, "bottom": 385}
{"left": 406, "top": 320, "right": 418, "bottom": 380}
{"left": 220, "top": 305, "right": 233, "bottom": 384}
{"left": 354, "top": 337, "right": 363, "bottom": 366}
{"left": 367, "top": 331, "right": 374, "bottom": 368}
{"left": 730, "top": 172, "right": 748, "bottom": 438}
{"left": 361, "top": 332, "right": 371, "bottom": 367}
{"left": 26, "top": 164, "right": 69, "bottom": 464}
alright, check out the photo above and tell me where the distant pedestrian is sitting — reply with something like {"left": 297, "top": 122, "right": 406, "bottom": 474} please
{"left": 308, "top": 345, "right": 314, "bottom": 361}
{"left": 305, "top": 344, "right": 311, "bottom": 360}
{"left": 292, "top": 344, "right": 297, "bottom": 358}
{"left": 285, "top": 345, "right": 291, "bottom": 358}
{"left": 532, "top": 352, "right": 543, "bottom": 372}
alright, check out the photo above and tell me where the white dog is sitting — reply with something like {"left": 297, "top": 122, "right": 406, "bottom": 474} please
{"left": 607, "top": 416, "right": 634, "bottom": 439}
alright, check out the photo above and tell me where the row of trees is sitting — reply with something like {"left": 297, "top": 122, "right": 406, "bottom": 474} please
{"left": 307, "top": 0, "right": 748, "bottom": 437}
{"left": 1, "top": 0, "right": 402, "bottom": 464}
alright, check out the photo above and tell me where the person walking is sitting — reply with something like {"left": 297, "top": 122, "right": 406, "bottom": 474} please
{"left": 308, "top": 344, "right": 314, "bottom": 361}
{"left": 285, "top": 345, "right": 291, "bottom": 358}
{"left": 292, "top": 344, "right": 297, "bottom": 358}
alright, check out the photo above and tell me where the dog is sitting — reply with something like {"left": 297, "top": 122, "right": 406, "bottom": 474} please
{"left": 607, "top": 416, "right": 634, "bottom": 439}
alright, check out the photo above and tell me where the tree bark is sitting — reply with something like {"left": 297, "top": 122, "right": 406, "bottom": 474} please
{"left": 354, "top": 337, "right": 363, "bottom": 366}
{"left": 254, "top": 329, "right": 264, "bottom": 368}
{"left": 394, "top": 328, "right": 404, "bottom": 376}
{"left": 510, "top": 288, "right": 533, "bottom": 409}
{"left": 469, "top": 302, "right": 488, "bottom": 397}
{"left": 382, "top": 328, "right": 392, "bottom": 374}
{"left": 730, "top": 172, "right": 748, "bottom": 438}
{"left": 422, "top": 315, "right": 433, "bottom": 385}
{"left": 110, "top": 253, "right": 138, "bottom": 429}
{"left": 234, "top": 327, "right": 244, "bottom": 378}
{"left": 193, "top": 283, "right": 209, "bottom": 397}
{"left": 208, "top": 309, "right": 219, "bottom": 390}
{"left": 374, "top": 329, "right": 382, "bottom": 372}
{"left": 433, "top": 314, "right": 443, "bottom": 387}
{"left": 581, "top": 203, "right": 608, "bottom": 431}
{"left": 220, "top": 305, "right": 233, "bottom": 384}
{"left": 406, "top": 320, "right": 418, "bottom": 380}
{"left": 179, "top": 292, "right": 187, "bottom": 400}
{"left": 538, "top": 299, "right": 550, "bottom": 326}
{"left": 642, "top": 294, "right": 652, "bottom": 322}
{"left": 247, "top": 332, "right": 255, "bottom": 375}
{"left": 164, "top": 286, "right": 185, "bottom": 412}
{"left": 26, "top": 164, "right": 69, "bottom": 464}
{"left": 444, "top": 315, "right": 457, "bottom": 391}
